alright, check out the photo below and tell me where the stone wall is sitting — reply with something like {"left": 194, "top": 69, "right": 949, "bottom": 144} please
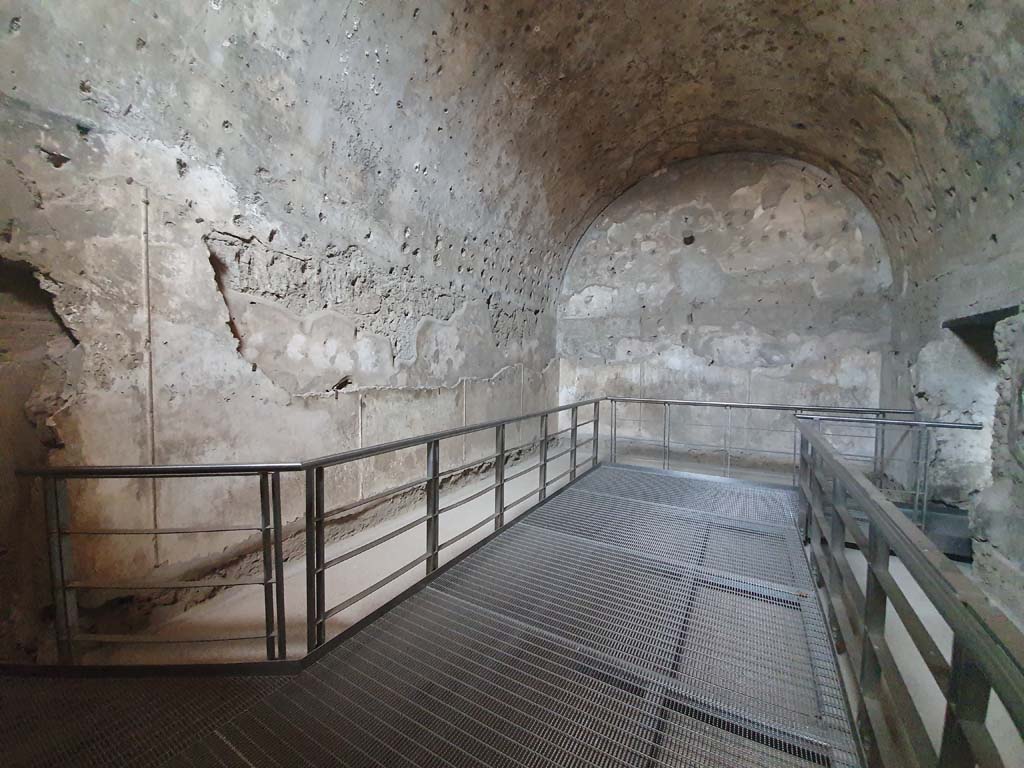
{"left": 558, "top": 154, "right": 893, "bottom": 465}
{"left": 0, "top": 1, "right": 563, "bottom": 661}
{"left": 0, "top": 261, "right": 78, "bottom": 659}
{"left": 973, "top": 309, "right": 1024, "bottom": 624}
{"left": 3, "top": 0, "right": 1024, "bottom": 655}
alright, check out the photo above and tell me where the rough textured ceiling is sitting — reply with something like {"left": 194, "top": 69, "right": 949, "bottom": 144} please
{"left": 3, "top": 0, "right": 1022, "bottom": 312}
{"left": 490, "top": 0, "right": 1023, "bottom": 286}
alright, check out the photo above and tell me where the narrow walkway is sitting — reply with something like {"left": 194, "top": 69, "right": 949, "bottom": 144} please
{"left": 7, "top": 465, "right": 861, "bottom": 768}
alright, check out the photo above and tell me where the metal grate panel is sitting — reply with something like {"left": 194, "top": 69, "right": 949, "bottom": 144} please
{"left": 526, "top": 489, "right": 810, "bottom": 590}
{"left": 576, "top": 465, "right": 800, "bottom": 527}
{"left": 4, "top": 673, "right": 286, "bottom": 768}
{"left": 657, "top": 704, "right": 831, "bottom": 768}
{"left": 431, "top": 524, "right": 693, "bottom": 676}
{"left": 671, "top": 579, "right": 820, "bottom": 730}
{"left": 7, "top": 465, "right": 860, "bottom": 768}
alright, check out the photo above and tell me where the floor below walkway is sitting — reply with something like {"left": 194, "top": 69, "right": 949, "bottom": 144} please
{"left": 6, "top": 465, "right": 862, "bottom": 768}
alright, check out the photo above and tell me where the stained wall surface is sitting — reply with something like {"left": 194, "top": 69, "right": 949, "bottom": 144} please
{"left": 558, "top": 154, "right": 892, "bottom": 462}
{"left": 974, "top": 312, "right": 1024, "bottom": 619}
{"left": 2, "top": 0, "right": 1024, "bottom": 655}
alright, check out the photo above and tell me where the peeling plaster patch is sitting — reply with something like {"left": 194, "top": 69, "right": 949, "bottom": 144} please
{"left": 0, "top": 257, "right": 81, "bottom": 448}
{"left": 206, "top": 237, "right": 521, "bottom": 393}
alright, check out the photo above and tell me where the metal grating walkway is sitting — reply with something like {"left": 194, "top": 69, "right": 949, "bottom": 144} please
{"left": 6, "top": 465, "right": 861, "bottom": 768}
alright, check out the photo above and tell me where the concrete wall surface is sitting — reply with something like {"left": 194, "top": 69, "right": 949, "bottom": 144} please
{"left": 974, "top": 309, "right": 1024, "bottom": 622}
{"left": 3, "top": 0, "right": 1024, "bottom": 656}
{"left": 558, "top": 154, "right": 892, "bottom": 465}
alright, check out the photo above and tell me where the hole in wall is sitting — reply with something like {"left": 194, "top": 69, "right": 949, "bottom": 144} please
{"left": 942, "top": 306, "right": 1018, "bottom": 369}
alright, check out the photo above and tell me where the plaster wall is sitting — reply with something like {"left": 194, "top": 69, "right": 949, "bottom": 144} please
{"left": 3, "top": 0, "right": 1024, "bottom": 654}
{"left": 0, "top": 263, "right": 77, "bottom": 659}
{"left": 0, "top": 1, "right": 562, "bottom": 661}
{"left": 974, "top": 309, "right": 1024, "bottom": 623}
{"left": 558, "top": 154, "right": 893, "bottom": 465}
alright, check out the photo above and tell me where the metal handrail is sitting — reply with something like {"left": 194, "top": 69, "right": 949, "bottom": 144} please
{"left": 606, "top": 396, "right": 923, "bottom": 481}
{"left": 16, "top": 395, "right": 987, "bottom": 673}
{"left": 304, "top": 399, "right": 600, "bottom": 652}
{"left": 608, "top": 396, "right": 915, "bottom": 414}
{"left": 21, "top": 398, "right": 601, "bottom": 666}
{"left": 18, "top": 461, "right": 303, "bottom": 478}
{"left": 796, "top": 414, "right": 983, "bottom": 429}
{"left": 798, "top": 421, "right": 1024, "bottom": 766}
{"left": 303, "top": 398, "right": 602, "bottom": 470}
{"left": 17, "top": 397, "right": 903, "bottom": 479}
{"left": 18, "top": 401, "right": 602, "bottom": 479}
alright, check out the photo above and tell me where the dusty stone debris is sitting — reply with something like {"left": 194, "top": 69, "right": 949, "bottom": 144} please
{"left": 0, "top": 0, "right": 1023, "bottom": 662}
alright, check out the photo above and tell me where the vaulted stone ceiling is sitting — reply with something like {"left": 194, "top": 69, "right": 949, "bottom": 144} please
{"left": 6, "top": 1, "right": 1021, "bottom": 299}
{"left": 2, "top": 0, "right": 1022, "bottom": 382}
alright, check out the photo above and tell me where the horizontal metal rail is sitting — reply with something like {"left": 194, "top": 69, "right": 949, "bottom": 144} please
{"left": 67, "top": 577, "right": 270, "bottom": 590}
{"left": 504, "top": 484, "right": 545, "bottom": 512}
{"left": 322, "top": 475, "right": 428, "bottom": 521}
{"left": 504, "top": 461, "right": 542, "bottom": 483}
{"left": 74, "top": 632, "right": 272, "bottom": 645}
{"left": 439, "top": 453, "right": 500, "bottom": 479}
{"left": 18, "top": 395, "right": 990, "bottom": 679}
{"left": 798, "top": 421, "right": 1024, "bottom": 768}
{"left": 20, "top": 391, "right": 1019, "bottom": 766}
{"left": 438, "top": 482, "right": 500, "bottom": 514}
{"left": 438, "top": 510, "right": 503, "bottom": 552}
{"left": 60, "top": 524, "right": 265, "bottom": 535}
{"left": 609, "top": 396, "right": 914, "bottom": 414}
{"left": 19, "top": 462, "right": 303, "bottom": 478}
{"left": 797, "top": 414, "right": 983, "bottom": 429}
{"left": 320, "top": 514, "right": 431, "bottom": 571}
{"left": 306, "top": 398, "right": 602, "bottom": 470}
{"left": 322, "top": 553, "right": 432, "bottom": 621}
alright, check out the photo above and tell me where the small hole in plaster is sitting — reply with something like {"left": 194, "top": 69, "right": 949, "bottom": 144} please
{"left": 38, "top": 146, "right": 71, "bottom": 168}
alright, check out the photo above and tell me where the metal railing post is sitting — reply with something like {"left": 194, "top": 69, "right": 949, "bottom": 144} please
{"left": 920, "top": 429, "right": 932, "bottom": 531}
{"left": 304, "top": 468, "right": 317, "bottom": 653}
{"left": 259, "top": 472, "right": 276, "bottom": 661}
{"left": 45, "top": 477, "right": 73, "bottom": 664}
{"left": 538, "top": 414, "right": 549, "bottom": 501}
{"left": 792, "top": 409, "right": 801, "bottom": 486}
{"left": 798, "top": 434, "right": 811, "bottom": 541}
{"left": 271, "top": 471, "right": 287, "bottom": 659}
{"left": 314, "top": 467, "right": 326, "bottom": 646}
{"left": 569, "top": 406, "right": 579, "bottom": 480}
{"left": 494, "top": 424, "right": 505, "bottom": 530}
{"left": 872, "top": 412, "right": 883, "bottom": 484}
{"left": 917, "top": 428, "right": 933, "bottom": 528}
{"left": 877, "top": 417, "right": 887, "bottom": 489}
{"left": 724, "top": 405, "right": 732, "bottom": 476}
{"left": 610, "top": 399, "right": 617, "bottom": 463}
{"left": 426, "top": 440, "right": 440, "bottom": 573}
{"left": 592, "top": 401, "right": 600, "bottom": 468}
{"left": 662, "top": 403, "right": 670, "bottom": 470}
